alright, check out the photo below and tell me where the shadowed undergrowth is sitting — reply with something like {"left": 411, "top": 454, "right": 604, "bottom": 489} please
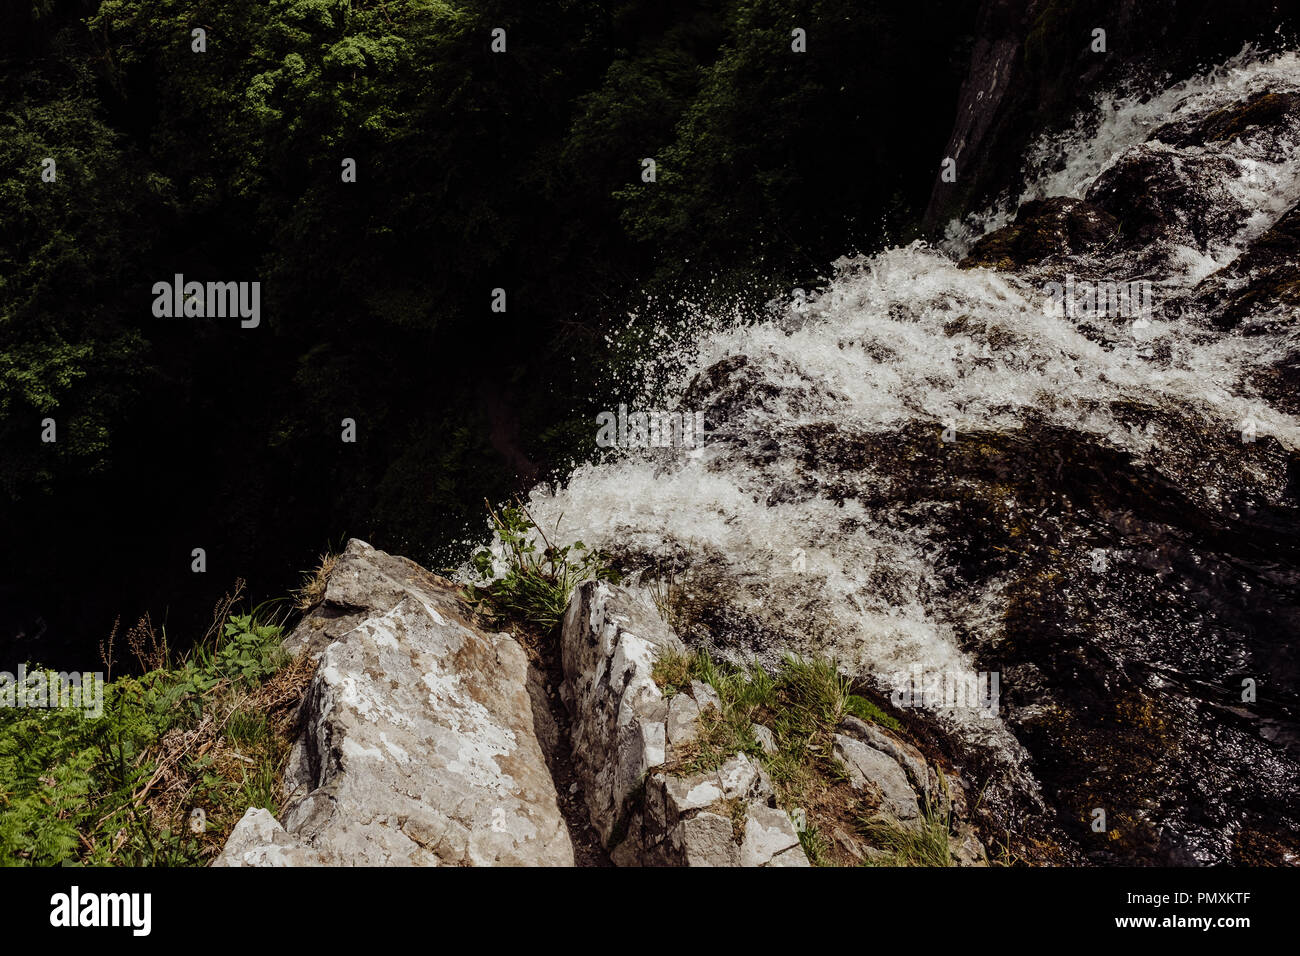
{"left": 0, "top": 577, "right": 318, "bottom": 866}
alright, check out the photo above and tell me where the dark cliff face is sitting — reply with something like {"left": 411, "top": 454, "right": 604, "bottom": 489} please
{"left": 924, "top": 0, "right": 1299, "bottom": 233}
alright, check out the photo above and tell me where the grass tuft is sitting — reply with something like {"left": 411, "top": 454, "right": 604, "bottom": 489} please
{"left": 799, "top": 824, "right": 833, "bottom": 866}
{"left": 652, "top": 650, "right": 897, "bottom": 811}
{"left": 857, "top": 801, "right": 955, "bottom": 867}
{"left": 294, "top": 552, "right": 339, "bottom": 611}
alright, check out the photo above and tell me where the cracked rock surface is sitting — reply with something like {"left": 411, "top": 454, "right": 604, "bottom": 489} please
{"left": 216, "top": 539, "right": 572, "bottom": 866}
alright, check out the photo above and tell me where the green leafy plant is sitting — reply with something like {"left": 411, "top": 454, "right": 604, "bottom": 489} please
{"left": 215, "top": 614, "right": 290, "bottom": 687}
{"left": 463, "top": 500, "right": 618, "bottom": 634}
{"left": 798, "top": 824, "right": 833, "bottom": 866}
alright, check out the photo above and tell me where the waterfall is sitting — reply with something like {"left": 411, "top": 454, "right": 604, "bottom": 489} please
{"left": 478, "top": 45, "right": 1300, "bottom": 864}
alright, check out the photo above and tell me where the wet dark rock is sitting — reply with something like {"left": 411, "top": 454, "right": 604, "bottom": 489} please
{"left": 1085, "top": 146, "right": 1244, "bottom": 250}
{"left": 1153, "top": 90, "right": 1300, "bottom": 148}
{"left": 680, "top": 352, "right": 848, "bottom": 433}
{"left": 1192, "top": 201, "right": 1300, "bottom": 330}
{"left": 608, "top": 393, "right": 1300, "bottom": 863}
{"left": 960, "top": 198, "right": 1121, "bottom": 270}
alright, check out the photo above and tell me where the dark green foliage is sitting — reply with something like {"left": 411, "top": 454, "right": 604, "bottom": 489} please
{"left": 0, "top": 0, "right": 975, "bottom": 663}
{"left": 0, "top": 39, "right": 158, "bottom": 498}
{"left": 611, "top": 0, "right": 972, "bottom": 281}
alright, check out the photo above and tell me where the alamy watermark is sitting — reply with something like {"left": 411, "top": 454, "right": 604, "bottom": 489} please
{"left": 50, "top": 886, "right": 150, "bottom": 936}
{"left": 152, "top": 274, "right": 260, "bottom": 328}
{"left": 1044, "top": 275, "right": 1153, "bottom": 321}
{"left": 889, "top": 666, "right": 999, "bottom": 718}
{"left": 0, "top": 665, "right": 104, "bottom": 718}
{"left": 596, "top": 404, "right": 706, "bottom": 450}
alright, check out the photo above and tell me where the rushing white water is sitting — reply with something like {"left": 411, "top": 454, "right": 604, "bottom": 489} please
{"left": 466, "top": 46, "right": 1300, "bottom": 841}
